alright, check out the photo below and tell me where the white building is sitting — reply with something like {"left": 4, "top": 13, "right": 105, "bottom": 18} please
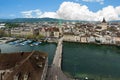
{"left": 0, "top": 23, "right": 5, "bottom": 29}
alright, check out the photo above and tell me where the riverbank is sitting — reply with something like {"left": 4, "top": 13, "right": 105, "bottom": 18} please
{"left": 1, "top": 36, "right": 119, "bottom": 47}
{"left": 0, "top": 37, "right": 17, "bottom": 44}
{"left": 63, "top": 39, "right": 120, "bottom": 47}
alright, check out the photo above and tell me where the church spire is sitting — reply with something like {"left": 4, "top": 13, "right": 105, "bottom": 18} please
{"left": 102, "top": 17, "right": 106, "bottom": 23}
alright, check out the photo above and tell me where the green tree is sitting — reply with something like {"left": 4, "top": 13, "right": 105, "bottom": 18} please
{"left": 5, "top": 23, "right": 20, "bottom": 28}
{"left": 36, "top": 34, "right": 44, "bottom": 39}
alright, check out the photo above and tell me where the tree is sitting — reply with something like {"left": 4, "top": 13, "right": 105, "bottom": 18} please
{"left": 5, "top": 23, "right": 20, "bottom": 28}
{"left": 36, "top": 34, "right": 44, "bottom": 39}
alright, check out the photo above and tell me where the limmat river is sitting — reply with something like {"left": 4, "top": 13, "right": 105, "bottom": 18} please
{"left": 62, "top": 42, "right": 120, "bottom": 80}
{"left": 0, "top": 42, "right": 57, "bottom": 65}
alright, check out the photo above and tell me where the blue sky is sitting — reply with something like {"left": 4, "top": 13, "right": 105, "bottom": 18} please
{"left": 0, "top": 0, "right": 120, "bottom": 20}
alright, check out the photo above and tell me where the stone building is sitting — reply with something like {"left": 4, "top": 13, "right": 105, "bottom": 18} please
{"left": 11, "top": 27, "right": 39, "bottom": 37}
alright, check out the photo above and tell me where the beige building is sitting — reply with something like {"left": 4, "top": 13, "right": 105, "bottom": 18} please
{"left": 75, "top": 36, "right": 81, "bottom": 42}
{"left": 113, "top": 37, "right": 120, "bottom": 44}
{"left": 11, "top": 27, "right": 39, "bottom": 37}
{"left": 39, "top": 27, "right": 60, "bottom": 38}
{"left": 63, "top": 32, "right": 76, "bottom": 41}
{"left": 80, "top": 36, "right": 87, "bottom": 43}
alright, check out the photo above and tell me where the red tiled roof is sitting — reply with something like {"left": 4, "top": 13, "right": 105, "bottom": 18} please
{"left": 0, "top": 51, "right": 48, "bottom": 80}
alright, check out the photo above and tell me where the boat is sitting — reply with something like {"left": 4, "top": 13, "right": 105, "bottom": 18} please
{"left": 19, "top": 40, "right": 33, "bottom": 46}
{"left": 8, "top": 39, "right": 23, "bottom": 45}
{"left": 31, "top": 42, "right": 42, "bottom": 46}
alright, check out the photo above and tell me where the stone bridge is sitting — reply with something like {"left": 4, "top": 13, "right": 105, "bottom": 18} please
{"left": 46, "top": 38, "right": 71, "bottom": 80}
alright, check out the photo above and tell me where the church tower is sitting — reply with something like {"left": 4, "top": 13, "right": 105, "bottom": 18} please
{"left": 102, "top": 17, "right": 106, "bottom": 23}
{"left": 100, "top": 17, "right": 107, "bottom": 30}
{"left": 97, "top": 17, "right": 108, "bottom": 30}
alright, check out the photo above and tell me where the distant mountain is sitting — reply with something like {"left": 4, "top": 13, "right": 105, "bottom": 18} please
{"left": 0, "top": 18, "right": 60, "bottom": 23}
{"left": 0, "top": 18, "right": 93, "bottom": 23}
{"left": 0, "top": 18, "right": 120, "bottom": 23}
{"left": 0, "top": 19, "right": 11, "bottom": 22}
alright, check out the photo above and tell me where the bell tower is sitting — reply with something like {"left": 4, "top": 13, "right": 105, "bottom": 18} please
{"left": 100, "top": 17, "right": 107, "bottom": 30}
{"left": 102, "top": 17, "right": 106, "bottom": 23}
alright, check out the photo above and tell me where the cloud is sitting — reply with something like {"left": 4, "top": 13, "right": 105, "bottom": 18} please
{"left": 21, "top": 10, "right": 59, "bottom": 18}
{"left": 96, "top": 6, "right": 120, "bottom": 20}
{"left": 21, "top": 9, "right": 42, "bottom": 18}
{"left": 56, "top": 2, "right": 120, "bottom": 21}
{"left": 40, "top": 12, "right": 59, "bottom": 18}
{"left": 82, "top": 0, "right": 104, "bottom": 4}
{"left": 21, "top": 2, "right": 120, "bottom": 21}
{"left": 57, "top": 2, "right": 96, "bottom": 21}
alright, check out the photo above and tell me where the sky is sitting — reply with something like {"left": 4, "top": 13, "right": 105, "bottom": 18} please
{"left": 0, "top": 0, "right": 120, "bottom": 21}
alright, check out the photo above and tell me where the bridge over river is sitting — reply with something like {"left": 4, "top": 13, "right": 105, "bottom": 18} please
{"left": 46, "top": 38, "right": 71, "bottom": 80}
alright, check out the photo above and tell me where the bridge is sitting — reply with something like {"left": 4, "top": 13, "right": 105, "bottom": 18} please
{"left": 46, "top": 38, "right": 71, "bottom": 80}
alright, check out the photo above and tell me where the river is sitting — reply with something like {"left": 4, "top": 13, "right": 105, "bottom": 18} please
{"left": 1, "top": 41, "right": 120, "bottom": 80}
{"left": 62, "top": 42, "right": 120, "bottom": 80}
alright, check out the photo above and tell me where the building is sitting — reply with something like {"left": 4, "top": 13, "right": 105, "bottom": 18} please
{"left": 0, "top": 23, "right": 5, "bottom": 29}
{"left": 63, "top": 32, "right": 76, "bottom": 41}
{"left": 52, "top": 27, "right": 60, "bottom": 38}
{"left": 11, "top": 27, "right": 39, "bottom": 37}
{"left": 39, "top": 27, "right": 60, "bottom": 38}
{"left": 0, "top": 51, "right": 48, "bottom": 80}
{"left": 39, "top": 27, "right": 50, "bottom": 37}
{"left": 96, "top": 18, "right": 108, "bottom": 30}
{"left": 80, "top": 36, "right": 87, "bottom": 43}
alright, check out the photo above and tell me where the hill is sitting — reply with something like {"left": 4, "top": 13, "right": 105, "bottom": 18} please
{"left": 0, "top": 18, "right": 60, "bottom": 23}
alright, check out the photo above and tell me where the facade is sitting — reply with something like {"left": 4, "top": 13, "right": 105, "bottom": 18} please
{"left": 113, "top": 37, "right": 120, "bottom": 44}
{"left": 63, "top": 32, "right": 75, "bottom": 41}
{"left": 11, "top": 27, "right": 39, "bottom": 37}
{"left": 39, "top": 27, "right": 60, "bottom": 38}
{"left": 80, "top": 36, "right": 87, "bottom": 43}
{"left": 52, "top": 27, "right": 60, "bottom": 38}
{"left": 39, "top": 28, "right": 51, "bottom": 37}
{"left": 0, "top": 51, "right": 48, "bottom": 80}
{"left": 75, "top": 36, "right": 81, "bottom": 42}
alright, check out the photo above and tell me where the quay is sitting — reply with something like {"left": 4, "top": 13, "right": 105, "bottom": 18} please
{"left": 0, "top": 37, "right": 16, "bottom": 44}
{"left": 46, "top": 37, "right": 71, "bottom": 80}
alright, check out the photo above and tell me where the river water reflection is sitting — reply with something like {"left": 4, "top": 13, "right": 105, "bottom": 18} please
{"left": 62, "top": 42, "right": 120, "bottom": 80}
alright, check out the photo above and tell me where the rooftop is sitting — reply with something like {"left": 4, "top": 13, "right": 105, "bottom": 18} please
{"left": 0, "top": 51, "right": 48, "bottom": 80}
